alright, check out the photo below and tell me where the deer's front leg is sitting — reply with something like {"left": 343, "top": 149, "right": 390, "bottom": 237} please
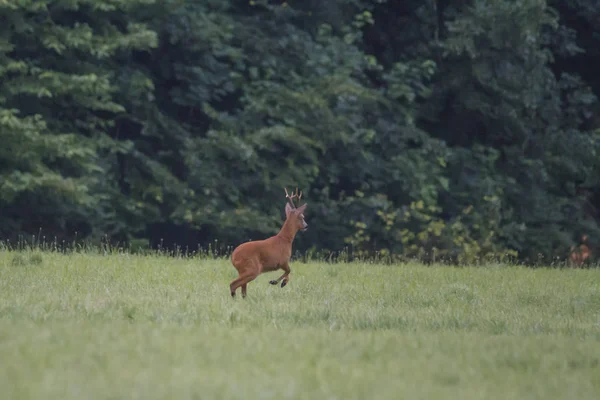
{"left": 280, "top": 262, "right": 291, "bottom": 288}
{"left": 269, "top": 262, "right": 291, "bottom": 287}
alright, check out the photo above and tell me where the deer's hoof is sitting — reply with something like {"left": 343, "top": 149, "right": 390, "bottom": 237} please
{"left": 281, "top": 281, "right": 287, "bottom": 288}
{"left": 231, "top": 292, "right": 236, "bottom": 297}
{"left": 269, "top": 280, "right": 278, "bottom": 285}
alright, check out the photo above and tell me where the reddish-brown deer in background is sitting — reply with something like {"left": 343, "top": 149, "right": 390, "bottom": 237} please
{"left": 229, "top": 188, "right": 308, "bottom": 298}
{"left": 569, "top": 234, "right": 590, "bottom": 268}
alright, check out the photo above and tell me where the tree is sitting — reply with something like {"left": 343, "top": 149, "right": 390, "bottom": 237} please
{"left": 0, "top": 0, "right": 157, "bottom": 242}
{"left": 420, "top": 0, "right": 600, "bottom": 261}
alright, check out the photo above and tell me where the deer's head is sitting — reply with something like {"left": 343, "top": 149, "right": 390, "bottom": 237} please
{"left": 284, "top": 187, "right": 308, "bottom": 232}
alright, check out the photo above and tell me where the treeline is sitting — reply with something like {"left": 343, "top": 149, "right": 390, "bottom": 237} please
{"left": 1, "top": 0, "right": 599, "bottom": 264}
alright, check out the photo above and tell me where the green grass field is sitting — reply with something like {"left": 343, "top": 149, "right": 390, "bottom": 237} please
{"left": 0, "top": 251, "right": 599, "bottom": 399}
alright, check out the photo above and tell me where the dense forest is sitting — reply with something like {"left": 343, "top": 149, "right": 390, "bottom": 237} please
{"left": 1, "top": 0, "right": 599, "bottom": 265}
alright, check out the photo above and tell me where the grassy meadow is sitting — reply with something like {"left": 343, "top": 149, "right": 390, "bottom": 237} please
{"left": 0, "top": 250, "right": 599, "bottom": 399}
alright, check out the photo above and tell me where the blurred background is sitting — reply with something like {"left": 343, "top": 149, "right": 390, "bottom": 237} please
{"left": 1, "top": 0, "right": 599, "bottom": 265}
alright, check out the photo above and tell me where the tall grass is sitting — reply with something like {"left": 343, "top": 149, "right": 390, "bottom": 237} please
{"left": 3, "top": 230, "right": 587, "bottom": 267}
{"left": 1, "top": 250, "right": 599, "bottom": 399}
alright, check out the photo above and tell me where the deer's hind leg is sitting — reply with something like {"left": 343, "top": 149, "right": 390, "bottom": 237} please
{"left": 231, "top": 275, "right": 257, "bottom": 298}
{"left": 230, "top": 260, "right": 260, "bottom": 298}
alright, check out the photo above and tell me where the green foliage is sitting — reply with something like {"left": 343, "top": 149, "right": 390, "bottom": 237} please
{"left": 0, "top": 0, "right": 157, "bottom": 239}
{"left": 1, "top": 0, "right": 600, "bottom": 264}
{"left": 420, "top": 0, "right": 600, "bottom": 262}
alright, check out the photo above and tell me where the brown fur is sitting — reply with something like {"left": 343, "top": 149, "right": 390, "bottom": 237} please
{"left": 229, "top": 189, "right": 308, "bottom": 298}
{"left": 569, "top": 234, "right": 590, "bottom": 268}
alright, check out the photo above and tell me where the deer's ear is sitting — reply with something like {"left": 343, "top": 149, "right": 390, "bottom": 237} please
{"left": 297, "top": 203, "right": 307, "bottom": 214}
{"left": 285, "top": 202, "right": 293, "bottom": 217}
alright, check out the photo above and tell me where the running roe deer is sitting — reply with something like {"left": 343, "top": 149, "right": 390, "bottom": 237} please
{"left": 229, "top": 188, "right": 308, "bottom": 298}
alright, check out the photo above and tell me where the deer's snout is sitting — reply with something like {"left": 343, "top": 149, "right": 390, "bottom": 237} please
{"left": 301, "top": 220, "right": 308, "bottom": 231}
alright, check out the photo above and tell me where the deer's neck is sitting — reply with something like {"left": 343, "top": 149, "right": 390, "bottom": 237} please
{"left": 276, "top": 218, "right": 298, "bottom": 244}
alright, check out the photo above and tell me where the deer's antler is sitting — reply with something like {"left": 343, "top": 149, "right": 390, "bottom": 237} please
{"left": 285, "top": 187, "right": 297, "bottom": 209}
{"left": 285, "top": 187, "right": 303, "bottom": 209}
